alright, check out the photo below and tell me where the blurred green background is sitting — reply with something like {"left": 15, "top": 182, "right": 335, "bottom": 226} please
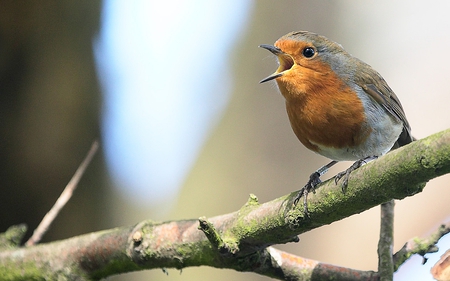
{"left": 1, "top": 1, "right": 450, "bottom": 280}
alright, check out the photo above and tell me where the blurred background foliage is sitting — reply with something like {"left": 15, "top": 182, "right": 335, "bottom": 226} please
{"left": 1, "top": 1, "right": 450, "bottom": 281}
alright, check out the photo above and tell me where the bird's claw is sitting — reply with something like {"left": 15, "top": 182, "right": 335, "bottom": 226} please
{"left": 334, "top": 169, "right": 351, "bottom": 192}
{"left": 293, "top": 172, "right": 322, "bottom": 216}
{"left": 334, "top": 157, "right": 375, "bottom": 192}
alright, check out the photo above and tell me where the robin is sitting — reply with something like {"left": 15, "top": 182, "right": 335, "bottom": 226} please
{"left": 259, "top": 31, "right": 413, "bottom": 214}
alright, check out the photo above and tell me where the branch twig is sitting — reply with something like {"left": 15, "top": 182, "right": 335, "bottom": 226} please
{"left": 378, "top": 200, "right": 395, "bottom": 280}
{"left": 393, "top": 221, "right": 450, "bottom": 271}
{"left": 24, "top": 141, "right": 99, "bottom": 246}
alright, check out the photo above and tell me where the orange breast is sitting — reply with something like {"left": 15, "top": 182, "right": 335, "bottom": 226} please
{"left": 276, "top": 60, "right": 372, "bottom": 153}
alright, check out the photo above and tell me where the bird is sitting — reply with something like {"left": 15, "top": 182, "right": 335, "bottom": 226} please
{"left": 259, "top": 31, "right": 413, "bottom": 214}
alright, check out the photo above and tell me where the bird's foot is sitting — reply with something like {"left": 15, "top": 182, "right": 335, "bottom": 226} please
{"left": 334, "top": 156, "right": 377, "bottom": 192}
{"left": 293, "top": 160, "right": 338, "bottom": 216}
{"left": 293, "top": 172, "right": 321, "bottom": 216}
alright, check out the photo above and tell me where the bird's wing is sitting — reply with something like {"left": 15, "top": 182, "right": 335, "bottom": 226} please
{"left": 356, "top": 63, "right": 413, "bottom": 146}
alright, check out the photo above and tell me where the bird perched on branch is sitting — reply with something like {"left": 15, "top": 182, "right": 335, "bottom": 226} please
{"left": 260, "top": 31, "right": 413, "bottom": 214}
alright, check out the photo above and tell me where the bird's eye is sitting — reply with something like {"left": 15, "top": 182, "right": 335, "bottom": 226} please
{"left": 302, "top": 47, "right": 315, "bottom": 58}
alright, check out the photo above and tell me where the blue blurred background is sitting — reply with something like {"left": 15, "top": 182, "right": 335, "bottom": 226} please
{"left": 95, "top": 1, "right": 252, "bottom": 207}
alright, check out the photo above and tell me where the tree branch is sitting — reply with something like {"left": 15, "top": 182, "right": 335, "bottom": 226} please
{"left": 378, "top": 200, "right": 395, "bottom": 281}
{"left": 393, "top": 221, "right": 450, "bottom": 271}
{"left": 1, "top": 128, "right": 450, "bottom": 280}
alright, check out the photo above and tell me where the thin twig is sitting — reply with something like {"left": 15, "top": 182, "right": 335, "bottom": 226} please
{"left": 378, "top": 200, "right": 395, "bottom": 280}
{"left": 393, "top": 221, "right": 450, "bottom": 271}
{"left": 25, "top": 141, "right": 99, "bottom": 246}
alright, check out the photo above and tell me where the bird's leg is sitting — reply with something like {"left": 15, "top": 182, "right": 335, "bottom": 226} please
{"left": 294, "top": 160, "right": 338, "bottom": 215}
{"left": 334, "top": 156, "right": 378, "bottom": 191}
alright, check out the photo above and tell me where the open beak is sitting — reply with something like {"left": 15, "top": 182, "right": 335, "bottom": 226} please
{"left": 259, "top": 44, "right": 294, "bottom": 83}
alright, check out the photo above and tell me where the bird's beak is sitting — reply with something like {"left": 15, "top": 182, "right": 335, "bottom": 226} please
{"left": 259, "top": 44, "right": 294, "bottom": 83}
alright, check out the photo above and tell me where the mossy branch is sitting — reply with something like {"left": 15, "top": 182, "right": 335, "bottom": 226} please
{"left": 393, "top": 221, "right": 450, "bottom": 271}
{"left": 1, "top": 128, "right": 450, "bottom": 280}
